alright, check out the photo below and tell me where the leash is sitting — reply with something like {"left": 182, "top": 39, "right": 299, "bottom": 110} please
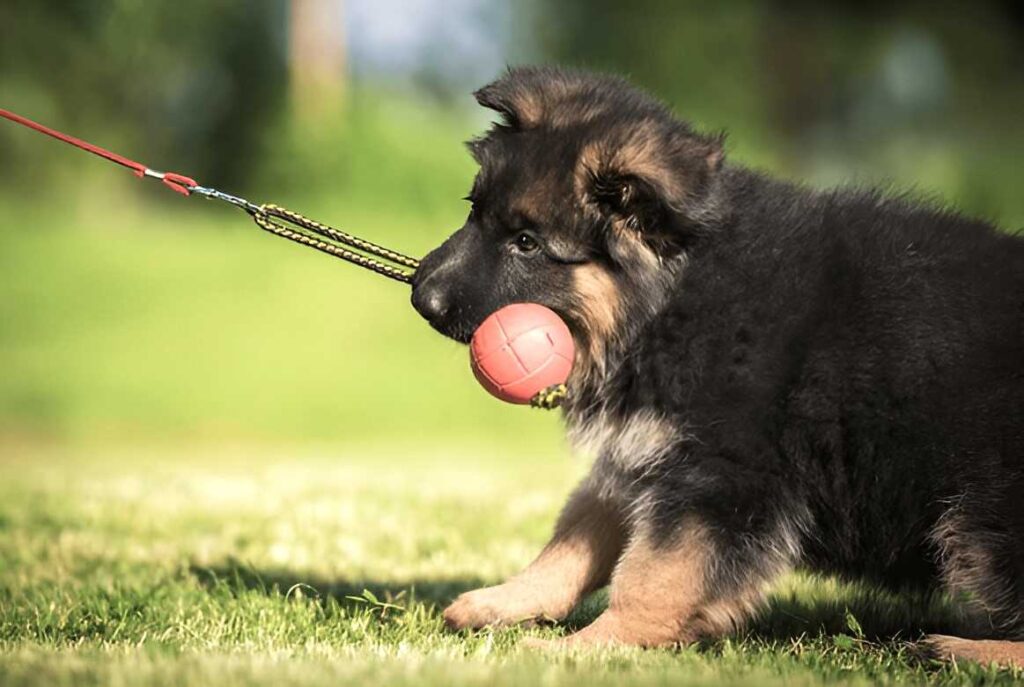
{"left": 0, "top": 108, "right": 419, "bottom": 284}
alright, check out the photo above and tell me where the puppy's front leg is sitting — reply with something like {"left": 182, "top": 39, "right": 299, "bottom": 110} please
{"left": 530, "top": 515, "right": 783, "bottom": 648}
{"left": 444, "top": 481, "right": 625, "bottom": 629}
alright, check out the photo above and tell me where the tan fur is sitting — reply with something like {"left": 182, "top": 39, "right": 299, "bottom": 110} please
{"left": 925, "top": 635, "right": 1024, "bottom": 668}
{"left": 511, "top": 177, "right": 556, "bottom": 224}
{"left": 525, "top": 513, "right": 798, "bottom": 649}
{"left": 573, "top": 141, "right": 604, "bottom": 204}
{"left": 614, "top": 124, "right": 690, "bottom": 203}
{"left": 685, "top": 507, "right": 807, "bottom": 639}
{"left": 693, "top": 585, "right": 769, "bottom": 638}
{"left": 535, "top": 518, "right": 715, "bottom": 647}
{"left": 573, "top": 144, "right": 663, "bottom": 245}
{"left": 930, "top": 500, "right": 1020, "bottom": 628}
{"left": 570, "top": 263, "right": 622, "bottom": 380}
{"left": 547, "top": 101, "right": 609, "bottom": 129}
{"left": 500, "top": 75, "right": 607, "bottom": 130}
{"left": 504, "top": 88, "right": 543, "bottom": 128}
{"left": 443, "top": 484, "right": 625, "bottom": 629}
{"left": 573, "top": 126, "right": 691, "bottom": 212}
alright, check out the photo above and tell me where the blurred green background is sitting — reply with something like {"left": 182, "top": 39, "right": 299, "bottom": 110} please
{"left": 2, "top": 0, "right": 1023, "bottom": 451}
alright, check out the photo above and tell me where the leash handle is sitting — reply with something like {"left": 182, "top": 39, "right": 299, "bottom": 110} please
{"left": 0, "top": 108, "right": 197, "bottom": 196}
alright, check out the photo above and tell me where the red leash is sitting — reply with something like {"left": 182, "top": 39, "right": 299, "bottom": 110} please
{"left": 0, "top": 108, "right": 197, "bottom": 196}
{"left": 0, "top": 107, "right": 420, "bottom": 283}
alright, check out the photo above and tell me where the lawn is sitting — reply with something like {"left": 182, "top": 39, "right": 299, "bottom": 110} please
{"left": 1, "top": 442, "right": 1021, "bottom": 687}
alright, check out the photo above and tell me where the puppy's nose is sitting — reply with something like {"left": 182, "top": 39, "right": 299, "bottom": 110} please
{"left": 411, "top": 282, "right": 449, "bottom": 322}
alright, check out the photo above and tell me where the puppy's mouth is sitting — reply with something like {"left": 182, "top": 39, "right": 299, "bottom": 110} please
{"left": 410, "top": 276, "right": 489, "bottom": 344}
{"left": 412, "top": 296, "right": 480, "bottom": 344}
{"left": 429, "top": 320, "right": 476, "bottom": 345}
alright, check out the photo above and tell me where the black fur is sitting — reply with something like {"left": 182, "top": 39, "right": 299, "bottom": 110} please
{"left": 412, "top": 66, "right": 1024, "bottom": 640}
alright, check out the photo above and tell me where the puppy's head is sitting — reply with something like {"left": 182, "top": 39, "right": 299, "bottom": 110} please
{"left": 412, "top": 67, "right": 725, "bottom": 384}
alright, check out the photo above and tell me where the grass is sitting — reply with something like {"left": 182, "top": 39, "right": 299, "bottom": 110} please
{"left": 1, "top": 443, "right": 1022, "bottom": 687}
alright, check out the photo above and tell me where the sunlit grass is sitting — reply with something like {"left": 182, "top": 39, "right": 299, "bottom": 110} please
{"left": 0, "top": 445, "right": 1021, "bottom": 686}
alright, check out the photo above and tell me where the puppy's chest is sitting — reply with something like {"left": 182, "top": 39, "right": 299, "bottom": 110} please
{"left": 567, "top": 409, "right": 685, "bottom": 474}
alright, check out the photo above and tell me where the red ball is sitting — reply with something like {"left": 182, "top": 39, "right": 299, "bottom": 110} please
{"left": 470, "top": 303, "right": 575, "bottom": 404}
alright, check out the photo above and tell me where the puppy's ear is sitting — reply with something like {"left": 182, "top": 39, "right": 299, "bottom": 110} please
{"left": 474, "top": 74, "right": 550, "bottom": 130}
{"left": 474, "top": 83, "right": 516, "bottom": 127}
{"left": 579, "top": 124, "right": 725, "bottom": 252}
{"left": 473, "top": 66, "right": 588, "bottom": 129}
{"left": 474, "top": 82, "right": 527, "bottom": 129}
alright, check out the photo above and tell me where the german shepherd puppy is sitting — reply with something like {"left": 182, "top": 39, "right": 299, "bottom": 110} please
{"left": 411, "top": 66, "right": 1024, "bottom": 665}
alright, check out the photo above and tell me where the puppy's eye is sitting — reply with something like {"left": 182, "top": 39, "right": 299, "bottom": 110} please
{"left": 513, "top": 232, "right": 539, "bottom": 253}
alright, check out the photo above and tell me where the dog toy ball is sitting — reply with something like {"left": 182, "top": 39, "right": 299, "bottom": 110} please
{"left": 470, "top": 303, "right": 574, "bottom": 405}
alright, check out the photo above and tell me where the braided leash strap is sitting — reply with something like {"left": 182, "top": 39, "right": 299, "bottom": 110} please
{"left": 251, "top": 204, "right": 418, "bottom": 284}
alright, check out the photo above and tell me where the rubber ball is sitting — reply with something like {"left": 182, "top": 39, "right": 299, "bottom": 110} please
{"left": 470, "top": 303, "right": 575, "bottom": 404}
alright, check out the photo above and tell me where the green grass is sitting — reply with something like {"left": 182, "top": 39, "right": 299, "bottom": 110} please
{"left": 1, "top": 443, "right": 1021, "bottom": 687}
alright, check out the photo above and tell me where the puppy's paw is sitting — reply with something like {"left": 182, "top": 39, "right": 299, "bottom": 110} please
{"left": 443, "top": 584, "right": 550, "bottom": 630}
{"left": 525, "top": 610, "right": 686, "bottom": 649}
{"left": 521, "top": 635, "right": 566, "bottom": 651}
{"left": 520, "top": 626, "right": 622, "bottom": 651}
{"left": 922, "top": 634, "right": 1024, "bottom": 668}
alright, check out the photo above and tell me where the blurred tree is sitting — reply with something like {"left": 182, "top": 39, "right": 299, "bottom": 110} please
{"left": 289, "top": 0, "right": 348, "bottom": 125}
{"left": 536, "top": 1, "right": 771, "bottom": 152}
{"left": 0, "top": 0, "right": 289, "bottom": 190}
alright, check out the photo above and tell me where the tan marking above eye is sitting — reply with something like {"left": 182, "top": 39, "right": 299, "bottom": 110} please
{"left": 511, "top": 176, "right": 559, "bottom": 223}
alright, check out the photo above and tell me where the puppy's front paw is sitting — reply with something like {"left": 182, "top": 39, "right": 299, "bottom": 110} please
{"left": 443, "top": 584, "right": 550, "bottom": 630}
{"left": 922, "top": 634, "right": 1024, "bottom": 668}
{"left": 524, "top": 610, "right": 688, "bottom": 649}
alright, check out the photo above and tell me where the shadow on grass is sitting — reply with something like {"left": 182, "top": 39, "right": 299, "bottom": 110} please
{"left": 191, "top": 559, "right": 966, "bottom": 643}
{"left": 745, "top": 581, "right": 966, "bottom": 642}
{"left": 189, "top": 558, "right": 482, "bottom": 609}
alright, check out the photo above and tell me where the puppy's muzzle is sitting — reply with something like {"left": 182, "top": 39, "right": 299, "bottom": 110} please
{"left": 411, "top": 278, "right": 450, "bottom": 323}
